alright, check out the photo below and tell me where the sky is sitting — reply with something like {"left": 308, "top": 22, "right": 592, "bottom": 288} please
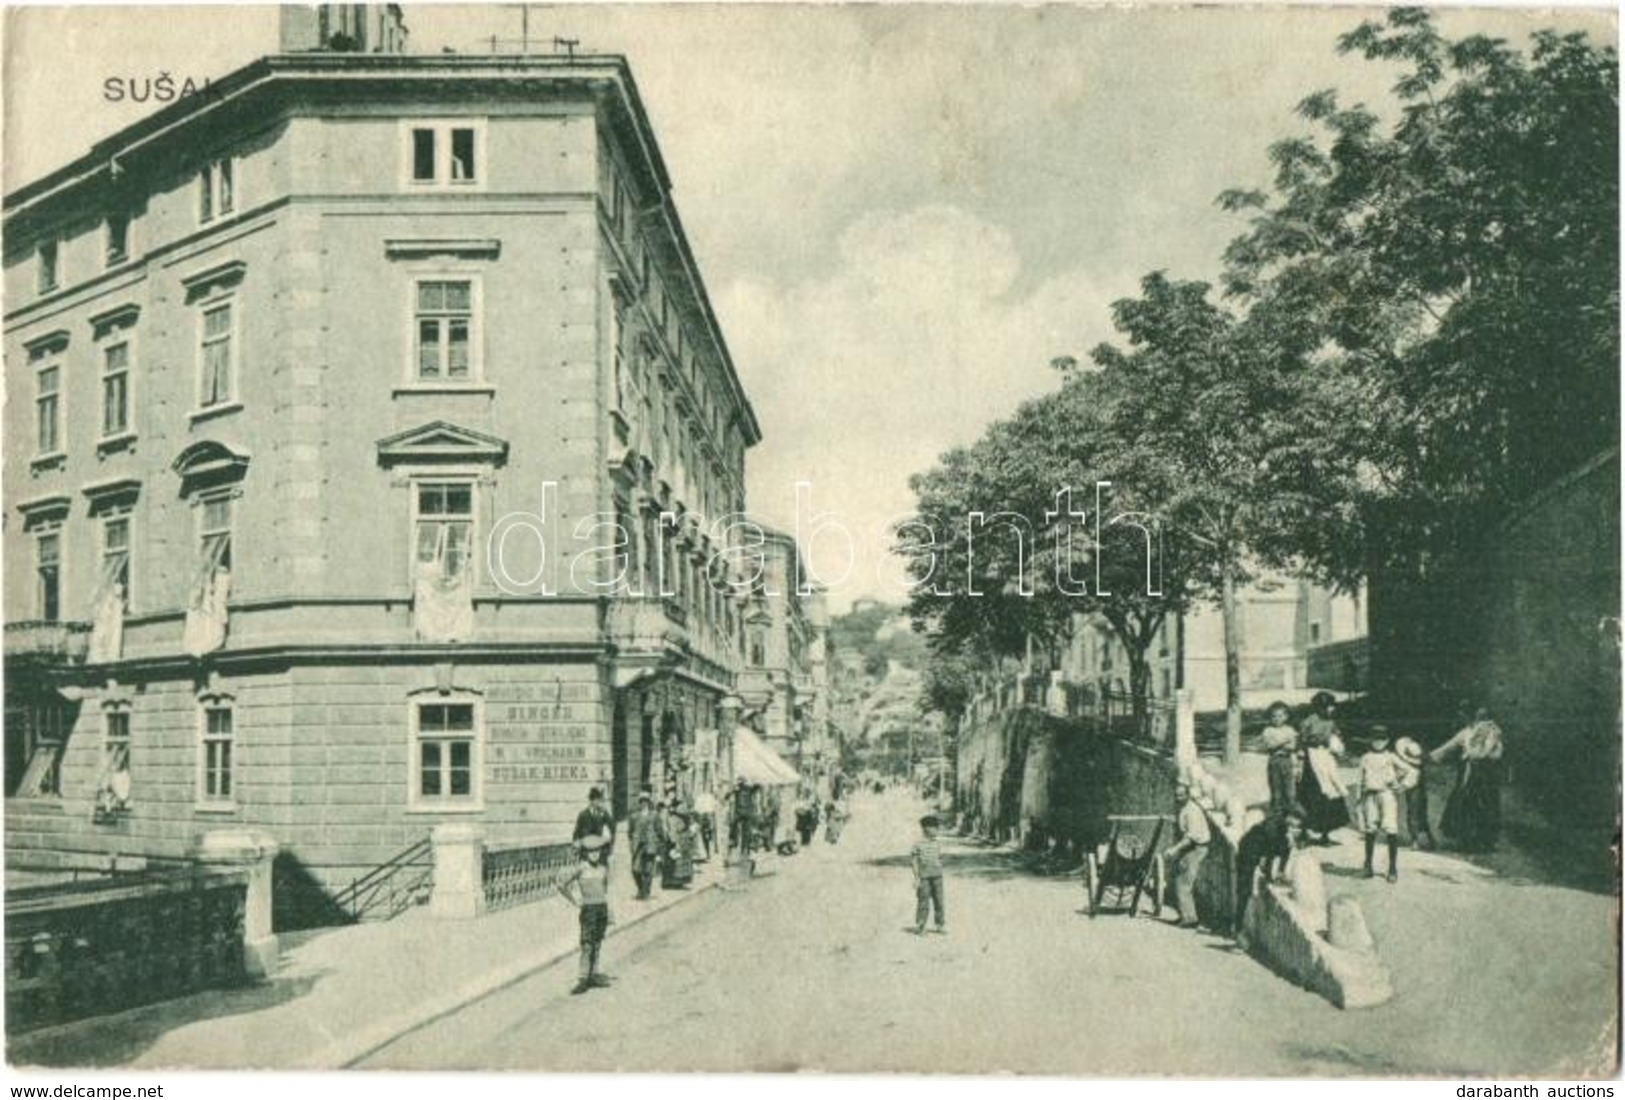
{"left": 4, "top": 3, "right": 1615, "bottom": 609}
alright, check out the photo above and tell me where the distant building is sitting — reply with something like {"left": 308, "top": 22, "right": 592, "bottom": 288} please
{"left": 1060, "top": 579, "right": 1367, "bottom": 713}
{"left": 736, "top": 524, "right": 827, "bottom": 782}
{"left": 3, "top": 38, "right": 761, "bottom": 899}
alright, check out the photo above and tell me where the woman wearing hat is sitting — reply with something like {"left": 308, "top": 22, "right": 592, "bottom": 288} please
{"left": 1432, "top": 707, "right": 1505, "bottom": 852}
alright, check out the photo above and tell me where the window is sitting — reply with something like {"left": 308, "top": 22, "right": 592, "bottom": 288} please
{"left": 199, "top": 703, "right": 234, "bottom": 805}
{"left": 36, "top": 530, "right": 61, "bottom": 622}
{"left": 1309, "top": 621, "right": 1323, "bottom": 645}
{"left": 35, "top": 350, "right": 62, "bottom": 455}
{"left": 100, "top": 710, "right": 132, "bottom": 813}
{"left": 106, "top": 213, "right": 130, "bottom": 267}
{"left": 199, "top": 495, "right": 234, "bottom": 573}
{"left": 198, "top": 298, "right": 236, "bottom": 408}
{"left": 9, "top": 695, "right": 69, "bottom": 798}
{"left": 406, "top": 123, "right": 480, "bottom": 187}
{"left": 101, "top": 513, "right": 132, "bottom": 609}
{"left": 102, "top": 337, "right": 132, "bottom": 438}
{"left": 413, "top": 481, "right": 473, "bottom": 583}
{"left": 413, "top": 279, "right": 476, "bottom": 381}
{"left": 198, "top": 158, "right": 234, "bottom": 223}
{"left": 37, "top": 239, "right": 59, "bottom": 294}
{"left": 414, "top": 701, "right": 479, "bottom": 806}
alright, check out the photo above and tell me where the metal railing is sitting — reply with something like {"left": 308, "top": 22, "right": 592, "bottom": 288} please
{"left": 330, "top": 837, "right": 434, "bottom": 923}
{"left": 482, "top": 842, "right": 576, "bottom": 913}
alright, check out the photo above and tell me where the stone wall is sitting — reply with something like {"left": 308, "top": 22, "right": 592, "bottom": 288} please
{"left": 1471, "top": 450, "right": 1620, "bottom": 829}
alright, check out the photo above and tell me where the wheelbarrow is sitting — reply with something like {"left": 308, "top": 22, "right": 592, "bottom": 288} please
{"left": 1081, "top": 814, "right": 1168, "bottom": 918}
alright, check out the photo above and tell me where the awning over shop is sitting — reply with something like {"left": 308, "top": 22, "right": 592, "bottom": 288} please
{"left": 732, "top": 726, "right": 801, "bottom": 787}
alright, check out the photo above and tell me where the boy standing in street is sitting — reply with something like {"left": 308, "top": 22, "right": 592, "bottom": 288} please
{"left": 1358, "top": 726, "right": 1404, "bottom": 881}
{"left": 558, "top": 835, "right": 612, "bottom": 995}
{"left": 912, "top": 814, "right": 947, "bottom": 934}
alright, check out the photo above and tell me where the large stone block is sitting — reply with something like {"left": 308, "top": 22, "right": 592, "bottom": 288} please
{"left": 1240, "top": 879, "right": 1393, "bottom": 1010}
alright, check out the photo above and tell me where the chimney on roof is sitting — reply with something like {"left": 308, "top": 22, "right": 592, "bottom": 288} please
{"left": 279, "top": 4, "right": 409, "bottom": 54}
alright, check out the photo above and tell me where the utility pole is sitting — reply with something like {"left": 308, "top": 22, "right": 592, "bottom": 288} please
{"left": 499, "top": 4, "right": 535, "bottom": 52}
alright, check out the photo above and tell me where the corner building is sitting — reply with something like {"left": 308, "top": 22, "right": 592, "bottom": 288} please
{"left": 2, "top": 48, "right": 761, "bottom": 907}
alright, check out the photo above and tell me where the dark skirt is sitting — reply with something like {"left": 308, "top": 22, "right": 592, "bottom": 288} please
{"left": 1297, "top": 770, "right": 1351, "bottom": 835}
{"left": 1440, "top": 760, "right": 1502, "bottom": 851}
{"left": 580, "top": 903, "right": 609, "bottom": 947}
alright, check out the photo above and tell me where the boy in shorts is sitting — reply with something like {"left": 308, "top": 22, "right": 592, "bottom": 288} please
{"left": 1359, "top": 726, "right": 1403, "bottom": 882}
{"left": 559, "top": 834, "right": 612, "bottom": 993}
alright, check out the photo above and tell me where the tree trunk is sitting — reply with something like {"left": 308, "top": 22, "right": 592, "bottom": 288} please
{"left": 1222, "top": 560, "right": 1244, "bottom": 765}
{"left": 1127, "top": 650, "right": 1151, "bottom": 741}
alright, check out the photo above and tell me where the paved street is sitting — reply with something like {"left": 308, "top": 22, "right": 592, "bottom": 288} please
{"left": 362, "top": 789, "right": 1615, "bottom": 1075}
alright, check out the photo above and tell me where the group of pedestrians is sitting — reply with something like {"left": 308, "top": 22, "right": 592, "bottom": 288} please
{"left": 1164, "top": 693, "right": 1508, "bottom": 933}
{"left": 559, "top": 784, "right": 711, "bottom": 995}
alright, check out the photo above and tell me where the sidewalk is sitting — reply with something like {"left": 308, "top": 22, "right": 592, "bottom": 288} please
{"left": 1211, "top": 751, "right": 1616, "bottom": 1074}
{"left": 10, "top": 836, "right": 730, "bottom": 1070}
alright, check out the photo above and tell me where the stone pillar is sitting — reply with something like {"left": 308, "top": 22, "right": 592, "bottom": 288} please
{"left": 1174, "top": 689, "right": 1197, "bottom": 768}
{"left": 193, "top": 828, "right": 279, "bottom": 980}
{"left": 1328, "top": 894, "right": 1376, "bottom": 951}
{"left": 718, "top": 694, "right": 742, "bottom": 787}
{"left": 430, "top": 822, "right": 486, "bottom": 920}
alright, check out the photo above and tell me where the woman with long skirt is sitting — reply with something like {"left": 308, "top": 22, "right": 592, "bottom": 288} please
{"left": 1297, "top": 692, "right": 1351, "bottom": 844}
{"left": 1432, "top": 707, "right": 1505, "bottom": 852}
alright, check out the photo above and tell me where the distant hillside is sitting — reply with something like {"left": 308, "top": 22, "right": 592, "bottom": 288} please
{"left": 828, "top": 599, "right": 928, "bottom": 677}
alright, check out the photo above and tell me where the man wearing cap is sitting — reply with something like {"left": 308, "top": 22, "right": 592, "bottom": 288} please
{"left": 628, "top": 791, "right": 665, "bottom": 900}
{"left": 1162, "top": 782, "right": 1212, "bottom": 929}
{"left": 1358, "top": 727, "right": 1404, "bottom": 881}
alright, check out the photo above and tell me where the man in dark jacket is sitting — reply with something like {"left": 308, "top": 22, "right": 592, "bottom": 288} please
{"left": 572, "top": 786, "right": 615, "bottom": 862}
{"left": 628, "top": 791, "right": 665, "bottom": 899}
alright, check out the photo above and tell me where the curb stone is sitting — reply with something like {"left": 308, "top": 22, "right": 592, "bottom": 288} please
{"left": 328, "top": 876, "right": 724, "bottom": 1069}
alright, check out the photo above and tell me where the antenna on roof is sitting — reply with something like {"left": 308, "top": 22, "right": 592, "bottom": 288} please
{"left": 554, "top": 36, "right": 579, "bottom": 59}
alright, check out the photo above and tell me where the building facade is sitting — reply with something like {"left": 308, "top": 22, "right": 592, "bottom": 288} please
{"left": 3, "top": 43, "right": 761, "bottom": 901}
{"left": 1060, "top": 579, "right": 1367, "bottom": 714}
{"left": 735, "top": 525, "right": 828, "bottom": 784}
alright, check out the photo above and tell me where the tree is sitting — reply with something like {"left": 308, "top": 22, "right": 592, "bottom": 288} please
{"left": 1219, "top": 9, "right": 1618, "bottom": 715}
{"left": 1088, "top": 273, "right": 1359, "bottom": 762}
{"left": 902, "top": 369, "right": 1205, "bottom": 738}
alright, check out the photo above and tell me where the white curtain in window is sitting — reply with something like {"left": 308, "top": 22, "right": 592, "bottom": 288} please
{"left": 183, "top": 538, "right": 231, "bottom": 657}
{"left": 413, "top": 523, "right": 474, "bottom": 642}
{"left": 87, "top": 555, "right": 127, "bottom": 663}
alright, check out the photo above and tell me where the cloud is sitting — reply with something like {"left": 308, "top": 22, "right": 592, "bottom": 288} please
{"left": 718, "top": 203, "right": 1126, "bottom": 607}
